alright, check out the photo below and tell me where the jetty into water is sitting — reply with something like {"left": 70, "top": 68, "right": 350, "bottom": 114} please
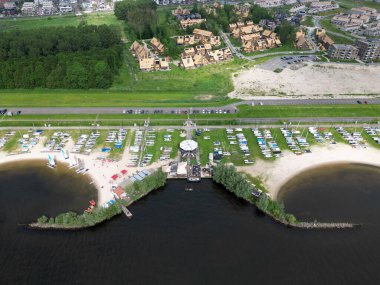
{"left": 292, "top": 222, "right": 360, "bottom": 229}
{"left": 121, "top": 205, "right": 133, "bottom": 219}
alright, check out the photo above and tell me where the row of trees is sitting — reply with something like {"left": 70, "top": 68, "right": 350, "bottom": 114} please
{"left": 212, "top": 164, "right": 297, "bottom": 225}
{"left": 115, "top": 0, "right": 159, "bottom": 40}
{"left": 125, "top": 168, "right": 167, "bottom": 202}
{"left": 36, "top": 169, "right": 167, "bottom": 228}
{"left": 37, "top": 203, "right": 122, "bottom": 228}
{"left": 0, "top": 25, "right": 123, "bottom": 89}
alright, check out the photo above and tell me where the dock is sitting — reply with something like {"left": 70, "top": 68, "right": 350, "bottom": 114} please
{"left": 121, "top": 205, "right": 133, "bottom": 219}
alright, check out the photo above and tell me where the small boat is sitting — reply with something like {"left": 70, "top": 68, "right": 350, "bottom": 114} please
{"left": 47, "top": 154, "right": 56, "bottom": 168}
{"left": 82, "top": 168, "right": 89, "bottom": 175}
{"left": 61, "top": 149, "right": 69, "bottom": 160}
{"left": 185, "top": 187, "right": 193, "bottom": 192}
{"left": 76, "top": 167, "right": 85, "bottom": 174}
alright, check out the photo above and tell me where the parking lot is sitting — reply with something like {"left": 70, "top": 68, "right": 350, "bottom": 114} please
{"left": 260, "top": 55, "right": 317, "bottom": 71}
{"left": 122, "top": 108, "right": 233, "bottom": 115}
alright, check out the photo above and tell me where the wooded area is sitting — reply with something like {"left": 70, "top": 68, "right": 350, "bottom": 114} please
{"left": 0, "top": 25, "right": 123, "bottom": 89}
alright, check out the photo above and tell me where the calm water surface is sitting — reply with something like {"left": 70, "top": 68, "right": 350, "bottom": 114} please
{"left": 1, "top": 161, "right": 380, "bottom": 284}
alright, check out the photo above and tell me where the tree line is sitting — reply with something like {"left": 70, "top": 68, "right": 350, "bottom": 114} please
{"left": 212, "top": 164, "right": 297, "bottom": 225}
{"left": 0, "top": 25, "right": 123, "bottom": 89}
{"left": 36, "top": 169, "right": 167, "bottom": 229}
{"left": 115, "top": 0, "right": 159, "bottom": 40}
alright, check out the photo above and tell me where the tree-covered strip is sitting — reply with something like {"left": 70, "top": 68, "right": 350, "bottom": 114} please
{"left": 212, "top": 164, "right": 297, "bottom": 225}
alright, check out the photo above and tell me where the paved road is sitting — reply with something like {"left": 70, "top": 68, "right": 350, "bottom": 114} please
{"left": 2, "top": 98, "right": 380, "bottom": 115}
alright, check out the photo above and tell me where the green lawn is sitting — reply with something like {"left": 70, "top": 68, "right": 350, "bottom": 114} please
{"left": 237, "top": 105, "right": 380, "bottom": 118}
{"left": 301, "top": 16, "right": 314, "bottom": 27}
{"left": 0, "top": 13, "right": 124, "bottom": 32}
{"left": 0, "top": 90, "right": 238, "bottom": 107}
{"left": 320, "top": 18, "right": 356, "bottom": 41}
{"left": 1, "top": 105, "right": 380, "bottom": 129}
{"left": 2, "top": 131, "right": 21, "bottom": 152}
{"left": 243, "top": 43, "right": 299, "bottom": 56}
{"left": 337, "top": 0, "right": 380, "bottom": 10}
{"left": 327, "top": 32, "right": 355, "bottom": 44}
{"left": 112, "top": 52, "right": 256, "bottom": 94}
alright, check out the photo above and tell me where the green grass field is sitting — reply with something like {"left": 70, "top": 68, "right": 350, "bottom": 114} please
{"left": 0, "top": 13, "right": 124, "bottom": 32}
{"left": 327, "top": 32, "right": 355, "bottom": 44}
{"left": 337, "top": 0, "right": 380, "bottom": 10}
{"left": 320, "top": 17, "right": 356, "bottom": 41}
{"left": 301, "top": 16, "right": 314, "bottom": 27}
{"left": 1, "top": 105, "right": 380, "bottom": 129}
{"left": 112, "top": 52, "right": 256, "bottom": 94}
{"left": 0, "top": 90, "right": 238, "bottom": 107}
{"left": 236, "top": 105, "right": 380, "bottom": 118}
{"left": 242, "top": 43, "right": 299, "bottom": 56}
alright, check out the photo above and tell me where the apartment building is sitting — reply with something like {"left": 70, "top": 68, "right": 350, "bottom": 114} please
{"left": 328, "top": 44, "right": 359, "bottom": 60}
{"left": 356, "top": 38, "right": 380, "bottom": 62}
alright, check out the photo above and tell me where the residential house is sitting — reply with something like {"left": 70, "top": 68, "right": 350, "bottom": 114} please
{"left": 139, "top": 57, "right": 169, "bottom": 72}
{"left": 172, "top": 6, "right": 190, "bottom": 17}
{"left": 295, "top": 29, "right": 313, "bottom": 49}
{"left": 130, "top": 41, "right": 150, "bottom": 60}
{"left": 180, "top": 56, "right": 195, "bottom": 69}
{"left": 176, "top": 35, "right": 196, "bottom": 45}
{"left": 180, "top": 18, "right": 206, "bottom": 29}
{"left": 315, "top": 28, "right": 335, "bottom": 50}
{"left": 150, "top": 37, "right": 165, "bottom": 54}
{"left": 193, "top": 29, "right": 215, "bottom": 44}
{"left": 234, "top": 3, "right": 251, "bottom": 18}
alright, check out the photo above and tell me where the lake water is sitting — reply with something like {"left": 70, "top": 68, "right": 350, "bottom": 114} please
{"left": 1, "top": 161, "right": 380, "bottom": 284}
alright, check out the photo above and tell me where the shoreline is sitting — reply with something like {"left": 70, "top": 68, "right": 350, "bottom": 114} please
{"left": 0, "top": 139, "right": 170, "bottom": 207}
{"left": 237, "top": 143, "right": 380, "bottom": 201}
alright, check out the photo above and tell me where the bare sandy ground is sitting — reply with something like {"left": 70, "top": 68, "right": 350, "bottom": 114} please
{"left": 229, "top": 63, "right": 380, "bottom": 99}
{"left": 237, "top": 143, "right": 380, "bottom": 200}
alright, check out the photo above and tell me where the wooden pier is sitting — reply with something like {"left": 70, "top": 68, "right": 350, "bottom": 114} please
{"left": 121, "top": 205, "right": 133, "bottom": 219}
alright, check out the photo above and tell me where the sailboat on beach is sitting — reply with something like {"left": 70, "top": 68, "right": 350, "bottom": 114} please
{"left": 61, "top": 149, "right": 69, "bottom": 160}
{"left": 47, "top": 154, "right": 56, "bottom": 169}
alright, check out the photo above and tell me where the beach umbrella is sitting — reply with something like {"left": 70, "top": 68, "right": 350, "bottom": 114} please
{"left": 121, "top": 170, "right": 128, "bottom": 175}
{"left": 111, "top": 174, "right": 118, "bottom": 180}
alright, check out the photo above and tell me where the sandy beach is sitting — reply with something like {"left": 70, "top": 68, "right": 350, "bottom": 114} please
{"left": 0, "top": 138, "right": 170, "bottom": 206}
{"left": 229, "top": 62, "right": 380, "bottom": 99}
{"left": 3, "top": 132, "right": 380, "bottom": 206}
{"left": 238, "top": 143, "right": 380, "bottom": 200}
